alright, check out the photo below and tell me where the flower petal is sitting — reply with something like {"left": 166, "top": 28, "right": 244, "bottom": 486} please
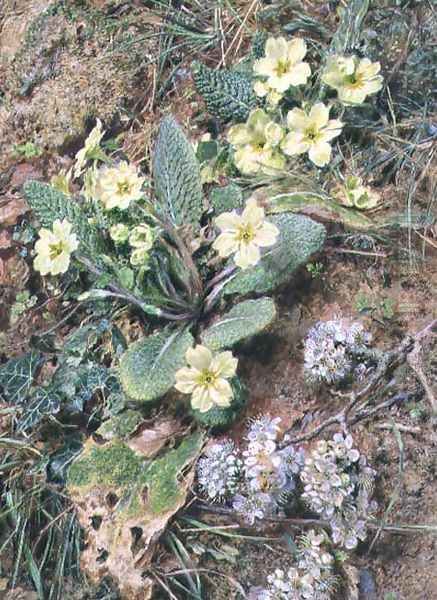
{"left": 211, "top": 351, "right": 238, "bottom": 378}
{"left": 174, "top": 367, "right": 198, "bottom": 394}
{"left": 191, "top": 386, "right": 213, "bottom": 412}
{"left": 287, "top": 37, "right": 307, "bottom": 64}
{"left": 265, "top": 36, "right": 288, "bottom": 60}
{"left": 209, "top": 379, "right": 233, "bottom": 407}
{"left": 308, "top": 141, "right": 332, "bottom": 167}
{"left": 286, "top": 61, "right": 311, "bottom": 87}
{"left": 214, "top": 211, "right": 241, "bottom": 232}
{"left": 281, "top": 131, "right": 309, "bottom": 156}
{"left": 213, "top": 232, "right": 239, "bottom": 258}
{"left": 242, "top": 198, "right": 264, "bottom": 227}
{"left": 255, "top": 221, "right": 279, "bottom": 247}
{"left": 235, "top": 242, "right": 260, "bottom": 269}
{"left": 286, "top": 107, "right": 308, "bottom": 131}
{"left": 309, "top": 103, "right": 330, "bottom": 129}
{"left": 227, "top": 124, "right": 252, "bottom": 147}
{"left": 186, "top": 345, "right": 212, "bottom": 370}
{"left": 319, "top": 119, "right": 343, "bottom": 142}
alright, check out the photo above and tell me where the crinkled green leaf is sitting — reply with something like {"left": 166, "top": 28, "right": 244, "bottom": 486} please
{"left": 120, "top": 328, "right": 194, "bottom": 402}
{"left": 192, "top": 61, "right": 257, "bottom": 123}
{"left": 209, "top": 183, "right": 244, "bottom": 215}
{"left": 0, "top": 351, "right": 43, "bottom": 404}
{"left": 223, "top": 213, "right": 326, "bottom": 297}
{"left": 200, "top": 297, "right": 276, "bottom": 351}
{"left": 153, "top": 116, "right": 204, "bottom": 228}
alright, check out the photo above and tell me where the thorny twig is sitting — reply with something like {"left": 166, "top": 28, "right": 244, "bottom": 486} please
{"left": 278, "top": 320, "right": 437, "bottom": 448}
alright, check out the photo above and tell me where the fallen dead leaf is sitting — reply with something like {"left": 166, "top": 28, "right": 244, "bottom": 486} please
{"left": 127, "top": 417, "right": 183, "bottom": 458}
{"left": 0, "top": 253, "right": 29, "bottom": 288}
{"left": 10, "top": 163, "right": 43, "bottom": 190}
{"left": 0, "top": 230, "right": 13, "bottom": 250}
{"left": 0, "top": 195, "right": 29, "bottom": 226}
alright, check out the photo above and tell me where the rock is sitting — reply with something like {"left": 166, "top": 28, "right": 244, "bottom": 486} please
{"left": 359, "top": 568, "right": 377, "bottom": 600}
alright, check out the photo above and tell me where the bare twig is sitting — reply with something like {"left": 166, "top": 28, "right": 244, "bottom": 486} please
{"left": 279, "top": 320, "right": 436, "bottom": 447}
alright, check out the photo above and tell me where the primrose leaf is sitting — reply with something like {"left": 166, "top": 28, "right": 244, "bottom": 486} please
{"left": 223, "top": 213, "right": 326, "bottom": 297}
{"left": 200, "top": 297, "right": 276, "bottom": 351}
{"left": 22, "top": 181, "right": 103, "bottom": 259}
{"left": 0, "top": 351, "right": 43, "bottom": 404}
{"left": 17, "top": 385, "right": 61, "bottom": 432}
{"left": 192, "top": 62, "right": 257, "bottom": 123}
{"left": 209, "top": 183, "right": 244, "bottom": 215}
{"left": 153, "top": 116, "right": 204, "bottom": 228}
{"left": 268, "top": 191, "right": 374, "bottom": 231}
{"left": 120, "top": 328, "right": 194, "bottom": 402}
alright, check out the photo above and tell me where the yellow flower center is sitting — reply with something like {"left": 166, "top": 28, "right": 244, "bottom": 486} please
{"left": 305, "top": 126, "right": 320, "bottom": 142}
{"left": 117, "top": 180, "right": 132, "bottom": 195}
{"left": 197, "top": 369, "right": 217, "bottom": 387}
{"left": 49, "top": 241, "right": 65, "bottom": 260}
{"left": 345, "top": 73, "right": 364, "bottom": 89}
{"left": 236, "top": 224, "right": 255, "bottom": 244}
{"left": 275, "top": 59, "right": 290, "bottom": 77}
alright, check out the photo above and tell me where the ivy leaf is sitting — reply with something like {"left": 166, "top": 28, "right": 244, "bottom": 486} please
{"left": 200, "top": 297, "right": 276, "bottom": 351}
{"left": 0, "top": 351, "right": 43, "bottom": 404}
{"left": 120, "top": 328, "right": 194, "bottom": 402}
{"left": 46, "top": 438, "right": 83, "bottom": 484}
{"left": 152, "top": 117, "right": 204, "bottom": 228}
{"left": 223, "top": 213, "right": 326, "bottom": 297}
{"left": 17, "top": 386, "right": 61, "bottom": 432}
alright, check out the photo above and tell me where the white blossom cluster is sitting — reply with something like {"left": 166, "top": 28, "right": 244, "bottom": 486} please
{"left": 196, "top": 416, "right": 305, "bottom": 524}
{"left": 248, "top": 531, "right": 338, "bottom": 600}
{"left": 304, "top": 319, "right": 372, "bottom": 385}
{"left": 301, "top": 433, "right": 376, "bottom": 549}
{"left": 196, "top": 440, "right": 242, "bottom": 501}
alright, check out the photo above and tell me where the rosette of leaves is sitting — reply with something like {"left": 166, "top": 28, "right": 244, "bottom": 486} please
{"left": 23, "top": 116, "right": 326, "bottom": 424}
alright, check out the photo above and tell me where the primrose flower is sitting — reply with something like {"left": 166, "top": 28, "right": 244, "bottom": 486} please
{"left": 129, "top": 224, "right": 154, "bottom": 250}
{"left": 130, "top": 247, "right": 150, "bottom": 267}
{"left": 335, "top": 176, "right": 380, "bottom": 210}
{"left": 227, "top": 109, "right": 286, "bottom": 175}
{"left": 110, "top": 223, "right": 130, "bottom": 244}
{"left": 96, "top": 161, "right": 145, "bottom": 210}
{"left": 74, "top": 119, "right": 104, "bottom": 177}
{"left": 322, "top": 55, "right": 383, "bottom": 105}
{"left": 213, "top": 197, "right": 279, "bottom": 270}
{"left": 281, "top": 102, "right": 343, "bottom": 167}
{"left": 174, "top": 345, "right": 238, "bottom": 412}
{"left": 34, "top": 219, "right": 78, "bottom": 276}
{"left": 253, "top": 36, "right": 311, "bottom": 93}
{"left": 253, "top": 80, "right": 283, "bottom": 108}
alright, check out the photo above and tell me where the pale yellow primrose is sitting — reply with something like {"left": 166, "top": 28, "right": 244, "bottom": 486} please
{"left": 213, "top": 197, "right": 279, "bottom": 270}
{"left": 74, "top": 119, "right": 104, "bottom": 178}
{"left": 129, "top": 224, "right": 154, "bottom": 250}
{"left": 96, "top": 161, "right": 145, "bottom": 210}
{"left": 322, "top": 55, "right": 383, "bottom": 105}
{"left": 34, "top": 219, "right": 78, "bottom": 276}
{"left": 335, "top": 176, "right": 380, "bottom": 210}
{"left": 175, "top": 345, "right": 238, "bottom": 413}
{"left": 281, "top": 103, "right": 343, "bottom": 167}
{"left": 253, "top": 36, "right": 311, "bottom": 94}
{"left": 109, "top": 223, "right": 130, "bottom": 244}
{"left": 227, "top": 109, "right": 285, "bottom": 175}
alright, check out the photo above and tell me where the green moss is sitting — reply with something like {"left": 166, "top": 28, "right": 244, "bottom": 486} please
{"left": 97, "top": 410, "right": 143, "bottom": 440}
{"left": 143, "top": 433, "right": 203, "bottom": 514}
{"left": 68, "top": 441, "right": 143, "bottom": 490}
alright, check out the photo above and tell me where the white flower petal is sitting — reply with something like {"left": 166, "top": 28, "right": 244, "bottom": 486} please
{"left": 308, "top": 141, "right": 332, "bottom": 167}
{"left": 186, "top": 345, "right": 212, "bottom": 370}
